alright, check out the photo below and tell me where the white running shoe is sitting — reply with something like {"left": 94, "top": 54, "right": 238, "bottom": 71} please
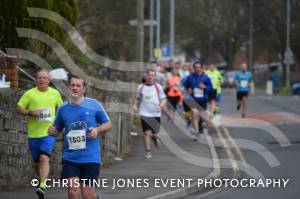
{"left": 144, "top": 151, "right": 152, "bottom": 159}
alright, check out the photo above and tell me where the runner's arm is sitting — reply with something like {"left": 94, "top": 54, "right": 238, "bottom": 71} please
{"left": 219, "top": 72, "right": 224, "bottom": 83}
{"left": 203, "top": 76, "right": 213, "bottom": 93}
{"left": 183, "top": 76, "right": 193, "bottom": 94}
{"left": 88, "top": 120, "right": 112, "bottom": 139}
{"left": 234, "top": 72, "right": 240, "bottom": 87}
{"left": 17, "top": 106, "right": 30, "bottom": 116}
{"left": 50, "top": 108, "right": 64, "bottom": 136}
{"left": 133, "top": 85, "right": 142, "bottom": 110}
{"left": 17, "top": 106, "right": 41, "bottom": 117}
{"left": 48, "top": 125, "right": 60, "bottom": 136}
{"left": 133, "top": 97, "right": 140, "bottom": 106}
{"left": 133, "top": 97, "right": 140, "bottom": 112}
{"left": 159, "top": 98, "right": 167, "bottom": 109}
{"left": 96, "top": 120, "right": 112, "bottom": 135}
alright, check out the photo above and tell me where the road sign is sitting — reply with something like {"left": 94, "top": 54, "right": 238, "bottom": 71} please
{"left": 154, "top": 48, "right": 162, "bottom": 58}
{"left": 284, "top": 48, "right": 294, "bottom": 65}
{"left": 161, "top": 44, "right": 170, "bottom": 57}
{"left": 129, "top": 19, "right": 157, "bottom": 26}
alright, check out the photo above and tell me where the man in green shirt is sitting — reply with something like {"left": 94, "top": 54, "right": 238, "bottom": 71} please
{"left": 205, "top": 64, "right": 223, "bottom": 116}
{"left": 17, "top": 69, "right": 63, "bottom": 199}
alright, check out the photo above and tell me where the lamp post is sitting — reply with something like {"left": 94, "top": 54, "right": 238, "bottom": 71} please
{"left": 149, "top": 0, "right": 154, "bottom": 60}
{"left": 285, "top": 0, "right": 292, "bottom": 88}
{"left": 249, "top": 0, "right": 254, "bottom": 74}
{"left": 169, "top": 0, "right": 175, "bottom": 58}
{"left": 156, "top": 0, "right": 161, "bottom": 49}
{"left": 137, "top": 0, "right": 144, "bottom": 65}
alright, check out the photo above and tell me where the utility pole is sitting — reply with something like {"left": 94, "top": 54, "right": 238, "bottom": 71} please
{"left": 208, "top": 25, "right": 213, "bottom": 65}
{"left": 156, "top": 0, "right": 161, "bottom": 49}
{"left": 137, "top": 0, "right": 144, "bottom": 66}
{"left": 208, "top": 0, "right": 213, "bottom": 65}
{"left": 149, "top": 0, "right": 154, "bottom": 60}
{"left": 169, "top": 0, "right": 175, "bottom": 58}
{"left": 285, "top": 0, "right": 292, "bottom": 88}
{"left": 249, "top": 0, "right": 254, "bottom": 74}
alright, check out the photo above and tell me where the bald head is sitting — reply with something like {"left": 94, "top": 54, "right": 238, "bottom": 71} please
{"left": 209, "top": 64, "right": 216, "bottom": 70}
{"left": 241, "top": 63, "right": 247, "bottom": 71}
{"left": 36, "top": 69, "right": 50, "bottom": 91}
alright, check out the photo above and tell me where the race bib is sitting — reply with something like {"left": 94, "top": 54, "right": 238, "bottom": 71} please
{"left": 67, "top": 129, "right": 86, "bottom": 150}
{"left": 194, "top": 88, "right": 204, "bottom": 98}
{"left": 37, "top": 108, "right": 52, "bottom": 122}
{"left": 210, "top": 77, "right": 215, "bottom": 83}
{"left": 143, "top": 90, "right": 156, "bottom": 102}
{"left": 240, "top": 80, "right": 248, "bottom": 88}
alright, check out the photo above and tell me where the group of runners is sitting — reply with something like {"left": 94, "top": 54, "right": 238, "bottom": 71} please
{"left": 17, "top": 61, "right": 252, "bottom": 199}
{"left": 17, "top": 70, "right": 110, "bottom": 199}
{"left": 133, "top": 60, "right": 252, "bottom": 158}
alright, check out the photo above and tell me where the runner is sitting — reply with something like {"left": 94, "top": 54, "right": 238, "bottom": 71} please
{"left": 166, "top": 66, "right": 183, "bottom": 120}
{"left": 150, "top": 60, "right": 166, "bottom": 87}
{"left": 180, "top": 63, "right": 191, "bottom": 78}
{"left": 175, "top": 61, "right": 183, "bottom": 77}
{"left": 17, "top": 69, "right": 63, "bottom": 199}
{"left": 133, "top": 69, "right": 167, "bottom": 159}
{"left": 235, "top": 63, "right": 252, "bottom": 118}
{"left": 180, "top": 65, "right": 192, "bottom": 129}
{"left": 184, "top": 62, "right": 212, "bottom": 142}
{"left": 48, "top": 75, "right": 112, "bottom": 199}
{"left": 205, "top": 64, "right": 223, "bottom": 116}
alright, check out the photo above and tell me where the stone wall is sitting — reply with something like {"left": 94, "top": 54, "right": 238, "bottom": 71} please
{"left": 0, "top": 91, "right": 32, "bottom": 190}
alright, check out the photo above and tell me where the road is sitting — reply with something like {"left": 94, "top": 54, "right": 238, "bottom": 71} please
{"left": 185, "top": 89, "right": 300, "bottom": 199}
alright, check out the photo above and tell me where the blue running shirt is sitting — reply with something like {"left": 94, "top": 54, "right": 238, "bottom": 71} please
{"left": 235, "top": 71, "right": 252, "bottom": 92}
{"left": 55, "top": 97, "right": 110, "bottom": 163}
{"left": 184, "top": 73, "right": 212, "bottom": 102}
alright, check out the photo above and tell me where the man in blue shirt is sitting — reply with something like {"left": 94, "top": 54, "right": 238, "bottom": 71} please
{"left": 184, "top": 62, "right": 212, "bottom": 142}
{"left": 48, "top": 75, "right": 112, "bottom": 199}
{"left": 235, "top": 63, "right": 252, "bottom": 118}
{"left": 271, "top": 67, "right": 280, "bottom": 95}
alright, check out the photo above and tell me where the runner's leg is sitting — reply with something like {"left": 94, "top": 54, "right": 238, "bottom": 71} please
{"left": 236, "top": 92, "right": 242, "bottom": 111}
{"left": 68, "top": 177, "right": 81, "bottom": 199}
{"left": 81, "top": 185, "right": 97, "bottom": 199}
{"left": 242, "top": 96, "right": 248, "bottom": 117}
{"left": 191, "top": 108, "right": 199, "bottom": 134}
{"left": 39, "top": 154, "right": 50, "bottom": 188}
{"left": 144, "top": 130, "right": 152, "bottom": 151}
{"left": 210, "top": 99, "right": 217, "bottom": 116}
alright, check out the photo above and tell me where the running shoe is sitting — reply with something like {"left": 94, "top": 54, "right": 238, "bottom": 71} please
{"left": 144, "top": 151, "right": 152, "bottom": 159}
{"left": 36, "top": 187, "right": 45, "bottom": 199}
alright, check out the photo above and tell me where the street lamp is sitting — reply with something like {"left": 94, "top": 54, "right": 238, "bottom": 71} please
{"left": 169, "top": 0, "right": 175, "bottom": 58}
{"left": 136, "top": 0, "right": 144, "bottom": 65}
{"left": 249, "top": 0, "right": 254, "bottom": 74}
{"left": 285, "top": 0, "right": 293, "bottom": 88}
{"left": 156, "top": 0, "right": 160, "bottom": 49}
{"left": 149, "top": 0, "right": 154, "bottom": 60}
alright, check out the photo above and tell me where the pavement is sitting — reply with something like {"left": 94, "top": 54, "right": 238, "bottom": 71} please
{"left": 0, "top": 114, "right": 220, "bottom": 199}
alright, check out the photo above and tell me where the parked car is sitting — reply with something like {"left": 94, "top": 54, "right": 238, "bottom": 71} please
{"left": 222, "top": 70, "right": 238, "bottom": 88}
{"left": 292, "top": 82, "right": 300, "bottom": 95}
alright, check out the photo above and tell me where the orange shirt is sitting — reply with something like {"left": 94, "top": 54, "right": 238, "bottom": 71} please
{"left": 167, "top": 75, "right": 182, "bottom": 97}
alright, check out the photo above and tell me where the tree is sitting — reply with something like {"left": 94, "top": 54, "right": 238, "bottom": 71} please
{"left": 0, "top": 0, "right": 78, "bottom": 55}
{"left": 76, "top": 0, "right": 137, "bottom": 61}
